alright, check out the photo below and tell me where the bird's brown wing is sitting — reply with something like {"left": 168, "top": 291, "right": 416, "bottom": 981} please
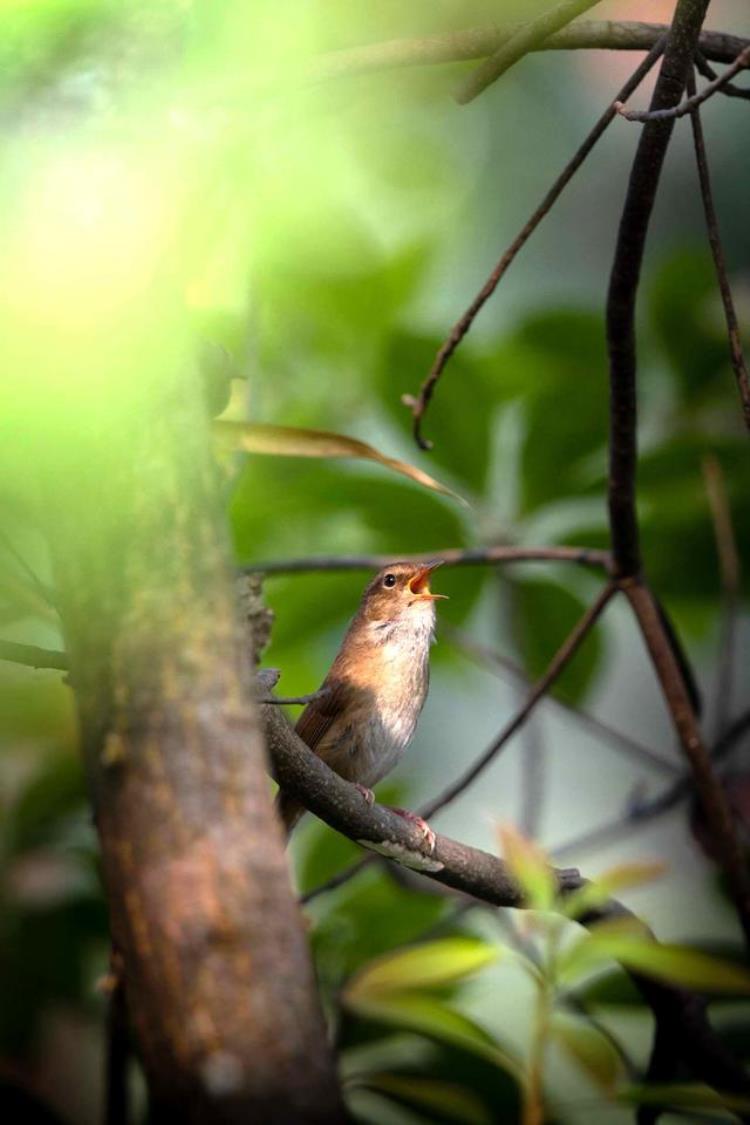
{"left": 277, "top": 678, "right": 353, "bottom": 838}
{"left": 294, "top": 678, "right": 352, "bottom": 754}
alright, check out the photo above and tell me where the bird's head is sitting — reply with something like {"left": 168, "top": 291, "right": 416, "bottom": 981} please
{"left": 358, "top": 560, "right": 447, "bottom": 631}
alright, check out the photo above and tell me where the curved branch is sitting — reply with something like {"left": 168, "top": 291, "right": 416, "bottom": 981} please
{"left": 405, "top": 36, "right": 667, "bottom": 450}
{"left": 616, "top": 43, "right": 750, "bottom": 120}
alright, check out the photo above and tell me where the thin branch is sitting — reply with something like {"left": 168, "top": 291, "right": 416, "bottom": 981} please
{"left": 694, "top": 50, "right": 750, "bottom": 100}
{"left": 616, "top": 44, "right": 750, "bottom": 120}
{"left": 264, "top": 705, "right": 750, "bottom": 1101}
{"left": 302, "top": 583, "right": 616, "bottom": 903}
{"left": 626, "top": 580, "right": 750, "bottom": 946}
{"left": 241, "top": 544, "right": 612, "bottom": 577}
{"left": 313, "top": 23, "right": 748, "bottom": 81}
{"left": 404, "top": 36, "right": 666, "bottom": 450}
{"left": 0, "top": 639, "right": 68, "bottom": 671}
{"left": 688, "top": 72, "right": 750, "bottom": 431}
{"left": 551, "top": 706, "right": 750, "bottom": 860}
{"left": 703, "top": 455, "right": 742, "bottom": 739}
{"left": 605, "top": 0, "right": 712, "bottom": 578}
{"left": 455, "top": 0, "right": 603, "bottom": 106}
{"left": 423, "top": 583, "right": 616, "bottom": 818}
{"left": 445, "top": 623, "right": 679, "bottom": 777}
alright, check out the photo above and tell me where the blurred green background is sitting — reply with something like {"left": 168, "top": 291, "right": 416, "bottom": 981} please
{"left": 1, "top": 1, "right": 749, "bottom": 1121}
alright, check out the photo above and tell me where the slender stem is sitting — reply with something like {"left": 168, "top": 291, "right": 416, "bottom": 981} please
{"left": 455, "top": 0, "right": 603, "bottom": 105}
{"left": 616, "top": 44, "right": 750, "bottom": 120}
{"left": 694, "top": 51, "right": 750, "bottom": 100}
{"left": 422, "top": 583, "right": 616, "bottom": 818}
{"left": 445, "top": 624, "right": 679, "bottom": 777}
{"left": 406, "top": 37, "right": 667, "bottom": 450}
{"left": 626, "top": 580, "right": 750, "bottom": 946}
{"left": 687, "top": 72, "right": 750, "bottom": 430}
{"left": 241, "top": 544, "right": 612, "bottom": 577}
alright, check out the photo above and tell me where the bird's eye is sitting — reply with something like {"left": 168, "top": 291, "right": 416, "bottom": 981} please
{"left": 383, "top": 573, "right": 397, "bottom": 588}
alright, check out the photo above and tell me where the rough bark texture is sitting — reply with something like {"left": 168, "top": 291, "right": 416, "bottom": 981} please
{"left": 43, "top": 370, "right": 345, "bottom": 1123}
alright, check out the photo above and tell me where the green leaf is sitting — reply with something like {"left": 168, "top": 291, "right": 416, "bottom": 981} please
{"left": 215, "top": 421, "right": 467, "bottom": 506}
{"left": 620, "top": 1083, "right": 750, "bottom": 1118}
{"left": 560, "top": 931, "right": 750, "bottom": 994}
{"left": 550, "top": 1012, "right": 621, "bottom": 1093}
{"left": 562, "top": 862, "right": 667, "bottom": 920}
{"left": 345, "top": 938, "right": 499, "bottom": 1001}
{"left": 359, "top": 1073, "right": 492, "bottom": 1125}
{"left": 512, "top": 578, "right": 604, "bottom": 704}
{"left": 342, "top": 993, "right": 520, "bottom": 1078}
{"left": 497, "top": 824, "right": 555, "bottom": 911}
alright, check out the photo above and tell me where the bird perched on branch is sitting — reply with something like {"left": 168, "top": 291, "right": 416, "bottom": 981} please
{"left": 276, "top": 560, "right": 447, "bottom": 848}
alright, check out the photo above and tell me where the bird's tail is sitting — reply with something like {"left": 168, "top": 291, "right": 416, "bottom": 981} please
{"left": 275, "top": 790, "right": 306, "bottom": 840}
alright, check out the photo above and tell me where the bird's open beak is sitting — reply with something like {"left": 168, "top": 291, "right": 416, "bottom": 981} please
{"left": 408, "top": 560, "right": 448, "bottom": 600}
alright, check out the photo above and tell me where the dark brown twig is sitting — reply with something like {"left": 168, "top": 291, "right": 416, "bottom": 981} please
{"left": 301, "top": 583, "right": 615, "bottom": 903}
{"left": 616, "top": 44, "right": 750, "bottom": 120}
{"left": 604, "top": 0, "right": 750, "bottom": 946}
{"left": 454, "top": 0, "right": 603, "bottom": 105}
{"left": 687, "top": 72, "right": 750, "bottom": 431}
{"left": 241, "top": 544, "right": 612, "bottom": 576}
{"left": 626, "top": 580, "right": 750, "bottom": 946}
{"left": 404, "top": 36, "right": 667, "bottom": 450}
{"left": 694, "top": 50, "right": 750, "bottom": 100}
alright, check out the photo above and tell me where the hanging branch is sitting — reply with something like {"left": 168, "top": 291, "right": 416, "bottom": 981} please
{"left": 404, "top": 36, "right": 666, "bottom": 450}
{"left": 703, "top": 455, "right": 742, "bottom": 739}
{"left": 687, "top": 71, "right": 750, "bottom": 431}
{"left": 603, "top": 0, "right": 750, "bottom": 944}
{"left": 615, "top": 43, "right": 750, "bottom": 120}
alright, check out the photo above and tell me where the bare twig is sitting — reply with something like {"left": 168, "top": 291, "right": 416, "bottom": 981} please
{"left": 264, "top": 705, "right": 750, "bottom": 1101}
{"left": 694, "top": 51, "right": 750, "bottom": 100}
{"left": 0, "top": 639, "right": 68, "bottom": 671}
{"left": 454, "top": 0, "right": 603, "bottom": 105}
{"left": 552, "top": 707, "right": 750, "bottom": 860}
{"left": 242, "top": 544, "right": 612, "bottom": 576}
{"left": 703, "top": 455, "right": 742, "bottom": 739}
{"left": 302, "top": 583, "right": 616, "bottom": 903}
{"left": 313, "top": 23, "right": 747, "bottom": 81}
{"left": 616, "top": 44, "right": 750, "bottom": 120}
{"left": 445, "top": 624, "right": 679, "bottom": 777}
{"left": 626, "top": 580, "right": 750, "bottom": 945}
{"left": 404, "top": 37, "right": 666, "bottom": 450}
{"left": 688, "top": 73, "right": 750, "bottom": 431}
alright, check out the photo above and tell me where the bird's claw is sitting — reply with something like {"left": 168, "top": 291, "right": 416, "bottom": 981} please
{"left": 354, "top": 783, "right": 375, "bottom": 807}
{"left": 390, "top": 807, "right": 437, "bottom": 854}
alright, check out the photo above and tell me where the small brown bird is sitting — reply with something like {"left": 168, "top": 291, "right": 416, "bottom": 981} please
{"left": 276, "top": 560, "right": 447, "bottom": 846}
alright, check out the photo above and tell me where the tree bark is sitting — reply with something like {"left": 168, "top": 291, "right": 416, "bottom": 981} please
{"left": 41, "top": 366, "right": 345, "bottom": 1122}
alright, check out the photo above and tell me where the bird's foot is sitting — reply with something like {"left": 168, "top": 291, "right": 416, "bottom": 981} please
{"left": 354, "top": 783, "right": 375, "bottom": 807}
{"left": 389, "top": 807, "right": 437, "bottom": 854}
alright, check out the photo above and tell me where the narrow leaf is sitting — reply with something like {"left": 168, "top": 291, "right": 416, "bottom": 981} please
{"left": 560, "top": 932, "right": 750, "bottom": 994}
{"left": 213, "top": 421, "right": 468, "bottom": 506}
{"left": 497, "top": 824, "right": 555, "bottom": 911}
{"left": 620, "top": 1083, "right": 750, "bottom": 1116}
{"left": 342, "top": 992, "right": 520, "bottom": 1078}
{"left": 344, "top": 938, "right": 499, "bottom": 1001}
{"left": 563, "top": 862, "right": 667, "bottom": 919}
{"left": 550, "top": 1012, "right": 621, "bottom": 1093}
{"left": 361, "top": 1073, "right": 492, "bottom": 1125}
